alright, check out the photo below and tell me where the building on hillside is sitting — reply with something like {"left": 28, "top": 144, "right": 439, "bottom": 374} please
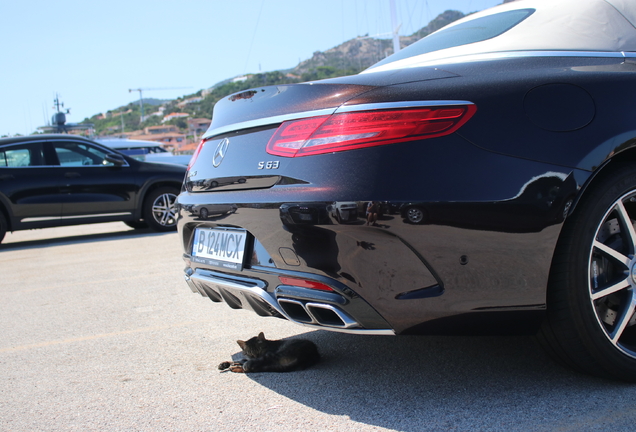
{"left": 125, "top": 125, "right": 186, "bottom": 151}
{"left": 187, "top": 118, "right": 211, "bottom": 137}
{"left": 145, "top": 125, "right": 179, "bottom": 135}
{"left": 177, "top": 97, "right": 203, "bottom": 108}
{"left": 147, "top": 106, "right": 165, "bottom": 118}
{"left": 162, "top": 112, "right": 190, "bottom": 123}
{"left": 175, "top": 141, "right": 199, "bottom": 155}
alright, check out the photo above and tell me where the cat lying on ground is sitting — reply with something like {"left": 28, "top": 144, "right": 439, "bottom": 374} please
{"left": 218, "top": 332, "right": 320, "bottom": 373}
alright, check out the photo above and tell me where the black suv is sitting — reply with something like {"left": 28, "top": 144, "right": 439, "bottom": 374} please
{"left": 0, "top": 135, "right": 186, "bottom": 243}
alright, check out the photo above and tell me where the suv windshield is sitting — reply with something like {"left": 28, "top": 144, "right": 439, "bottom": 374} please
{"left": 369, "top": 8, "right": 535, "bottom": 69}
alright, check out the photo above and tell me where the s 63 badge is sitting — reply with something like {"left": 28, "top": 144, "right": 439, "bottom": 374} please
{"left": 257, "top": 161, "right": 280, "bottom": 170}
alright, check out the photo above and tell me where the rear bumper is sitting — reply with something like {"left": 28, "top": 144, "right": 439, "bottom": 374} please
{"left": 178, "top": 197, "right": 567, "bottom": 335}
{"left": 177, "top": 137, "right": 590, "bottom": 335}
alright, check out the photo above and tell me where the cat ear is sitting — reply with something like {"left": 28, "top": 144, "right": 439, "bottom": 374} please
{"left": 258, "top": 332, "right": 265, "bottom": 340}
{"left": 237, "top": 340, "right": 246, "bottom": 350}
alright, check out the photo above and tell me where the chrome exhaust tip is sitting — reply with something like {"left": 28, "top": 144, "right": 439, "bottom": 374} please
{"left": 277, "top": 298, "right": 358, "bottom": 329}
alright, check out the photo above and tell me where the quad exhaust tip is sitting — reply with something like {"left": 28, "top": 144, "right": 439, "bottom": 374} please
{"left": 277, "top": 298, "right": 358, "bottom": 329}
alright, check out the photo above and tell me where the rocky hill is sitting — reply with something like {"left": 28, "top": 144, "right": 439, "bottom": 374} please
{"left": 292, "top": 10, "right": 465, "bottom": 75}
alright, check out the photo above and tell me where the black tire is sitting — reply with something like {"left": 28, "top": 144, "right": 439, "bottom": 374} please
{"left": 125, "top": 221, "right": 149, "bottom": 229}
{"left": 405, "top": 207, "right": 425, "bottom": 224}
{"left": 538, "top": 163, "right": 636, "bottom": 381}
{"left": 143, "top": 187, "right": 179, "bottom": 232}
{"left": 0, "top": 212, "right": 7, "bottom": 244}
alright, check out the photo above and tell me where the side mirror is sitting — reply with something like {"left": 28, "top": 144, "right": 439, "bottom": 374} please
{"left": 105, "top": 153, "right": 126, "bottom": 166}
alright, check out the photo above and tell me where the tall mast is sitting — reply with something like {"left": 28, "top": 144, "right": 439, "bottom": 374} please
{"left": 390, "top": 0, "right": 401, "bottom": 53}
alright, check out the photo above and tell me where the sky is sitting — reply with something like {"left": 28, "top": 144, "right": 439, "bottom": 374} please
{"left": 0, "top": 0, "right": 503, "bottom": 136}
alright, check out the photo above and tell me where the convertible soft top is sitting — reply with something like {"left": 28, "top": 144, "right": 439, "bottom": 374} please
{"left": 367, "top": 0, "right": 636, "bottom": 72}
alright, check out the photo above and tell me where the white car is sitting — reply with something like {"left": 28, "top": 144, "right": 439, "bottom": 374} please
{"left": 97, "top": 139, "right": 192, "bottom": 166}
{"left": 329, "top": 201, "right": 358, "bottom": 223}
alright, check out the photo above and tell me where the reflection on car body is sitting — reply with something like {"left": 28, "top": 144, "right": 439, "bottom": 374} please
{"left": 183, "top": 203, "right": 238, "bottom": 220}
{"left": 328, "top": 201, "right": 358, "bottom": 223}
{"left": 279, "top": 203, "right": 331, "bottom": 230}
{"left": 400, "top": 172, "right": 576, "bottom": 232}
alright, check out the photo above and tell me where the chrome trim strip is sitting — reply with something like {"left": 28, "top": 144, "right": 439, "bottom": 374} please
{"left": 364, "top": 50, "right": 627, "bottom": 73}
{"left": 202, "top": 100, "right": 475, "bottom": 140}
{"left": 336, "top": 100, "right": 474, "bottom": 113}
{"left": 294, "top": 323, "right": 395, "bottom": 336}
{"left": 202, "top": 108, "right": 336, "bottom": 140}
{"left": 0, "top": 165, "right": 57, "bottom": 169}
{"left": 20, "top": 216, "right": 61, "bottom": 222}
{"left": 21, "top": 212, "right": 132, "bottom": 223}
{"left": 60, "top": 212, "right": 132, "bottom": 220}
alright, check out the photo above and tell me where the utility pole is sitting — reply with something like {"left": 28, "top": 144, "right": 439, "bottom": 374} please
{"left": 128, "top": 87, "right": 191, "bottom": 123}
{"left": 120, "top": 107, "right": 125, "bottom": 135}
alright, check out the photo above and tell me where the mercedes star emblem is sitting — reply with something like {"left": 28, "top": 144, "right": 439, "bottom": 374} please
{"left": 212, "top": 138, "right": 230, "bottom": 167}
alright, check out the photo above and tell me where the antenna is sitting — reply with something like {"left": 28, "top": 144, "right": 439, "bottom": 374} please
{"left": 37, "top": 94, "right": 93, "bottom": 134}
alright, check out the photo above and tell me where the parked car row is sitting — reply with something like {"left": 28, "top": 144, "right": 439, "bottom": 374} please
{"left": 0, "top": 135, "right": 186, "bottom": 243}
{"left": 97, "top": 138, "right": 192, "bottom": 166}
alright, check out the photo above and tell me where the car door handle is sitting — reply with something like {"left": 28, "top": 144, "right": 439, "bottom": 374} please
{"left": 64, "top": 172, "right": 81, "bottom": 178}
{"left": 0, "top": 174, "right": 14, "bottom": 180}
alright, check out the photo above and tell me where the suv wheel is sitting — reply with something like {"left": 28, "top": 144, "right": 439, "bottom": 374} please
{"left": 405, "top": 207, "right": 425, "bottom": 224}
{"left": 143, "top": 187, "right": 179, "bottom": 232}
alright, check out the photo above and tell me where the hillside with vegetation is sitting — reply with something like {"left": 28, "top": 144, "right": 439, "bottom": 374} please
{"left": 85, "top": 10, "right": 467, "bottom": 137}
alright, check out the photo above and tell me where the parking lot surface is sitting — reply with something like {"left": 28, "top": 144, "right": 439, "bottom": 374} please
{"left": 1, "top": 223, "right": 636, "bottom": 431}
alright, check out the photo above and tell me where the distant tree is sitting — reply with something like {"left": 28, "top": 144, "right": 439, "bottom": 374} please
{"left": 140, "top": 115, "right": 161, "bottom": 129}
{"left": 174, "top": 118, "right": 188, "bottom": 129}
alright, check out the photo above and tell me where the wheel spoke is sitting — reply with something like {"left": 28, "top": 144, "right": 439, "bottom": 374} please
{"left": 592, "top": 278, "right": 631, "bottom": 300}
{"left": 609, "top": 291, "right": 636, "bottom": 344}
{"left": 593, "top": 240, "right": 631, "bottom": 268}
{"left": 616, "top": 200, "right": 636, "bottom": 255}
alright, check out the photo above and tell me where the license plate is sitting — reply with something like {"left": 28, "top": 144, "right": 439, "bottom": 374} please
{"left": 191, "top": 227, "right": 247, "bottom": 270}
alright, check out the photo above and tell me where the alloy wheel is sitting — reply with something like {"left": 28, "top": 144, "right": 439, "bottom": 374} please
{"left": 152, "top": 192, "right": 177, "bottom": 227}
{"left": 588, "top": 191, "right": 636, "bottom": 359}
{"left": 406, "top": 207, "right": 425, "bottom": 224}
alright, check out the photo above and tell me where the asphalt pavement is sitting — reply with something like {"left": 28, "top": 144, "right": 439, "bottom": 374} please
{"left": 1, "top": 222, "right": 636, "bottom": 431}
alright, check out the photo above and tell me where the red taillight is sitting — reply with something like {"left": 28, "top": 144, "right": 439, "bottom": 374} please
{"left": 188, "top": 139, "right": 206, "bottom": 170}
{"left": 266, "top": 105, "right": 476, "bottom": 157}
{"left": 278, "top": 276, "right": 334, "bottom": 292}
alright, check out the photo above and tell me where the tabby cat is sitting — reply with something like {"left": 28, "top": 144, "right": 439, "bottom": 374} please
{"left": 218, "top": 332, "right": 320, "bottom": 373}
